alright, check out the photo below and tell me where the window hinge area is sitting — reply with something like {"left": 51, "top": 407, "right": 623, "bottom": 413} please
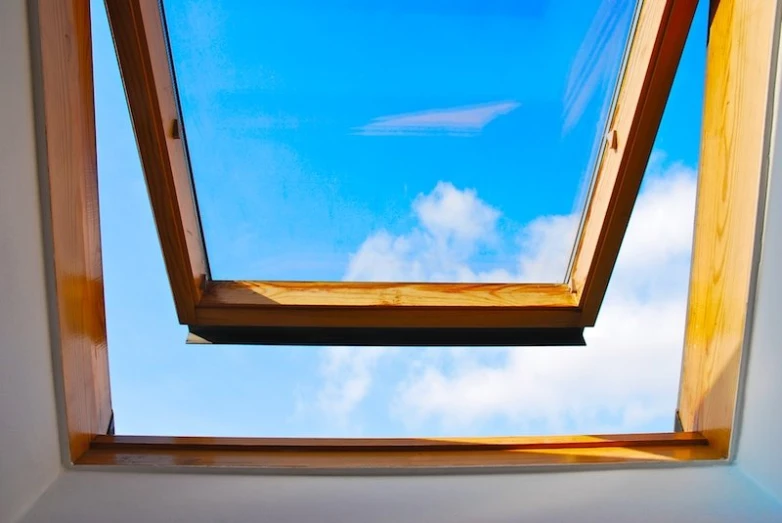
{"left": 170, "top": 118, "right": 180, "bottom": 140}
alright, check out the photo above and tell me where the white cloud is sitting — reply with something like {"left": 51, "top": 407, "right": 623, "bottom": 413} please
{"left": 344, "top": 180, "right": 578, "bottom": 284}
{"left": 316, "top": 346, "right": 392, "bottom": 421}
{"left": 345, "top": 181, "right": 502, "bottom": 282}
{"left": 344, "top": 231, "right": 424, "bottom": 282}
{"left": 315, "top": 157, "right": 697, "bottom": 434}
{"left": 414, "top": 182, "right": 501, "bottom": 243}
{"left": 394, "top": 161, "right": 696, "bottom": 434}
{"left": 394, "top": 294, "right": 687, "bottom": 434}
{"left": 616, "top": 165, "right": 697, "bottom": 269}
{"left": 515, "top": 214, "right": 579, "bottom": 282}
{"left": 354, "top": 101, "right": 520, "bottom": 137}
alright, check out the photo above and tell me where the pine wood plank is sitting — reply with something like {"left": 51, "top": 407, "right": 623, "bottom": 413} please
{"left": 677, "top": 0, "right": 778, "bottom": 457}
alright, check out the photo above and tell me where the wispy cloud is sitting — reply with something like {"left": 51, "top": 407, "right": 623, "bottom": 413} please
{"left": 316, "top": 346, "right": 392, "bottom": 423}
{"left": 354, "top": 101, "right": 520, "bottom": 137}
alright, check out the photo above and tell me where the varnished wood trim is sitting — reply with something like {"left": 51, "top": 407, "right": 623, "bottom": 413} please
{"left": 104, "top": 0, "right": 207, "bottom": 323}
{"left": 190, "top": 281, "right": 582, "bottom": 345}
{"left": 677, "top": 0, "right": 779, "bottom": 457}
{"left": 34, "top": 0, "right": 112, "bottom": 462}
{"left": 204, "top": 281, "right": 578, "bottom": 308}
{"left": 569, "top": 0, "right": 698, "bottom": 323}
{"left": 79, "top": 432, "right": 719, "bottom": 470}
{"left": 93, "top": 432, "right": 708, "bottom": 451}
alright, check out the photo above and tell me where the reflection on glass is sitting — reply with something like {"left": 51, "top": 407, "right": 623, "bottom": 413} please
{"left": 163, "top": 0, "right": 638, "bottom": 282}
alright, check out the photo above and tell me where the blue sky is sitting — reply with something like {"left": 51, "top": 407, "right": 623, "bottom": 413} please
{"left": 163, "top": 0, "right": 637, "bottom": 280}
{"left": 93, "top": 0, "right": 707, "bottom": 437}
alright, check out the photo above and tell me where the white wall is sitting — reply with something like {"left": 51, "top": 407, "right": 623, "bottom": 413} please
{"left": 17, "top": 466, "right": 782, "bottom": 523}
{"left": 733, "top": 15, "right": 782, "bottom": 501}
{"left": 0, "top": 1, "right": 64, "bottom": 522}
{"left": 3, "top": 0, "right": 782, "bottom": 521}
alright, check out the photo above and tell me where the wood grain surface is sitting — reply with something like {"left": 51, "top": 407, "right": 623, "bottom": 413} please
{"left": 569, "top": 0, "right": 699, "bottom": 323}
{"left": 677, "top": 0, "right": 778, "bottom": 457}
{"left": 35, "top": 0, "right": 112, "bottom": 462}
{"left": 104, "top": 0, "right": 208, "bottom": 323}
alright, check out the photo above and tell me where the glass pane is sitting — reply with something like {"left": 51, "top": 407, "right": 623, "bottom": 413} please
{"left": 163, "top": 0, "right": 638, "bottom": 282}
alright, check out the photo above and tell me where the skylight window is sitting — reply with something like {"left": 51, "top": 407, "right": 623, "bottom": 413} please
{"left": 35, "top": 0, "right": 773, "bottom": 468}
{"left": 104, "top": 0, "right": 698, "bottom": 345}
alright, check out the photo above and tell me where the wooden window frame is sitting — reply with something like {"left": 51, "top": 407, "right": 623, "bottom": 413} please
{"left": 32, "top": 0, "right": 777, "bottom": 470}
{"left": 92, "top": 0, "right": 699, "bottom": 346}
